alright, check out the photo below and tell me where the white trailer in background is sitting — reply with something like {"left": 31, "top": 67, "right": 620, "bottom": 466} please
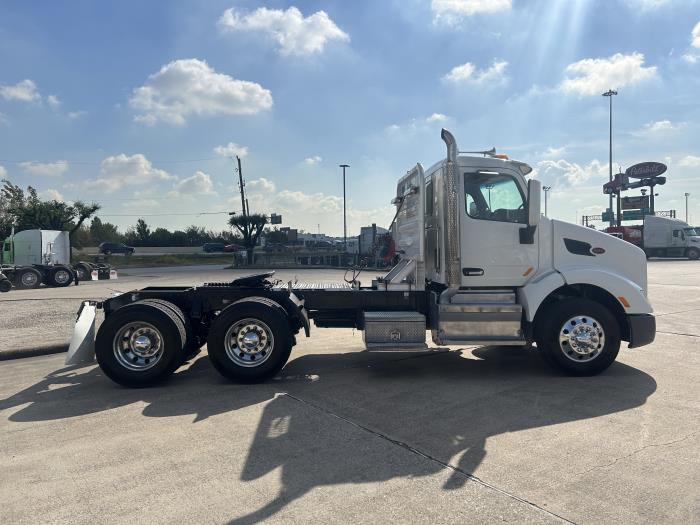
{"left": 1, "top": 229, "right": 114, "bottom": 288}
{"left": 68, "top": 129, "right": 656, "bottom": 387}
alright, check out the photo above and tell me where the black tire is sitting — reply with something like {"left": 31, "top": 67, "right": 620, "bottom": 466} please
{"left": 535, "top": 298, "right": 620, "bottom": 376}
{"left": 139, "top": 299, "right": 204, "bottom": 365}
{"left": 16, "top": 267, "right": 42, "bottom": 289}
{"left": 95, "top": 301, "right": 186, "bottom": 387}
{"left": 0, "top": 278, "right": 11, "bottom": 293}
{"left": 47, "top": 266, "right": 74, "bottom": 287}
{"left": 75, "top": 262, "right": 94, "bottom": 281}
{"left": 687, "top": 247, "right": 700, "bottom": 260}
{"left": 207, "top": 301, "right": 292, "bottom": 383}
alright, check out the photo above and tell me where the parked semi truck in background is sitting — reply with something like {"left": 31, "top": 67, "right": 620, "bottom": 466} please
{"left": 0, "top": 229, "right": 114, "bottom": 288}
{"left": 68, "top": 129, "right": 656, "bottom": 387}
{"left": 607, "top": 215, "right": 700, "bottom": 260}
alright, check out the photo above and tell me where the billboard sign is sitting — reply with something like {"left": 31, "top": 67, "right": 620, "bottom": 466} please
{"left": 621, "top": 195, "right": 650, "bottom": 210}
{"left": 626, "top": 162, "right": 667, "bottom": 179}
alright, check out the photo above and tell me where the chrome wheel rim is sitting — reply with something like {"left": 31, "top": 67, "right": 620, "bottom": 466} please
{"left": 21, "top": 272, "right": 38, "bottom": 287}
{"left": 559, "top": 315, "right": 605, "bottom": 362}
{"left": 224, "top": 318, "right": 274, "bottom": 368}
{"left": 113, "top": 322, "right": 164, "bottom": 371}
{"left": 54, "top": 269, "right": 71, "bottom": 284}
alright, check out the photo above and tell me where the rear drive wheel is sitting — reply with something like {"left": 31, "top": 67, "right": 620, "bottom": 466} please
{"left": 687, "top": 247, "right": 700, "bottom": 260}
{"left": 95, "top": 301, "right": 186, "bottom": 387}
{"left": 17, "top": 268, "right": 42, "bottom": 289}
{"left": 0, "top": 278, "right": 11, "bottom": 293}
{"left": 139, "top": 299, "right": 204, "bottom": 365}
{"left": 75, "top": 262, "right": 94, "bottom": 281}
{"left": 207, "top": 301, "right": 292, "bottom": 383}
{"left": 536, "top": 298, "right": 620, "bottom": 376}
{"left": 48, "top": 266, "right": 74, "bottom": 287}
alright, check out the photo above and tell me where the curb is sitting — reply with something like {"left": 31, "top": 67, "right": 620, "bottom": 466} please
{"left": 0, "top": 344, "right": 68, "bottom": 361}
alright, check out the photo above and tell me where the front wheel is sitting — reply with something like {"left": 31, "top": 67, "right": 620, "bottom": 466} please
{"left": 536, "top": 298, "right": 621, "bottom": 376}
{"left": 687, "top": 247, "right": 700, "bottom": 260}
{"left": 207, "top": 301, "right": 292, "bottom": 383}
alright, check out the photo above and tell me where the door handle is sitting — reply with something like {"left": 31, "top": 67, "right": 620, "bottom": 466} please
{"left": 462, "top": 267, "right": 484, "bottom": 276}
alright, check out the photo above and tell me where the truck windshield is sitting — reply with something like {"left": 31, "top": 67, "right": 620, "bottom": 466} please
{"left": 684, "top": 228, "right": 698, "bottom": 236}
{"left": 464, "top": 172, "right": 526, "bottom": 224}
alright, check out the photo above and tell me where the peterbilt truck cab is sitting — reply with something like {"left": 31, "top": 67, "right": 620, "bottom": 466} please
{"left": 67, "top": 129, "right": 655, "bottom": 387}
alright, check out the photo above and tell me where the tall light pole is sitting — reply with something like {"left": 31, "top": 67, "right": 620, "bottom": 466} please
{"left": 543, "top": 186, "right": 551, "bottom": 217}
{"left": 602, "top": 89, "right": 618, "bottom": 227}
{"left": 685, "top": 192, "right": 690, "bottom": 223}
{"left": 339, "top": 164, "right": 349, "bottom": 250}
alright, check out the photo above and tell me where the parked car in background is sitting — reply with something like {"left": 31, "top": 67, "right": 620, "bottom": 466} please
{"left": 99, "top": 242, "right": 135, "bottom": 255}
{"left": 203, "top": 243, "right": 226, "bottom": 253}
{"left": 223, "top": 244, "right": 245, "bottom": 253}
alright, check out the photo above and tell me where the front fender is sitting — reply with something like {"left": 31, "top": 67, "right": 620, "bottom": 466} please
{"left": 518, "top": 271, "right": 566, "bottom": 322}
{"left": 557, "top": 265, "right": 653, "bottom": 315}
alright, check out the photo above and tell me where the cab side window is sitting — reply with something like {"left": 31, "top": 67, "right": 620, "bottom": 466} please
{"left": 464, "top": 172, "right": 526, "bottom": 224}
{"left": 425, "top": 180, "right": 434, "bottom": 216}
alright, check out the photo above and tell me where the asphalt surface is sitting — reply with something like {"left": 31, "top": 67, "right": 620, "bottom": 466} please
{"left": 1, "top": 261, "right": 699, "bottom": 523}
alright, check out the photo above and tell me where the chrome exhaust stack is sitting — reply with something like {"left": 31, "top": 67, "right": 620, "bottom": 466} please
{"left": 441, "top": 128, "right": 461, "bottom": 290}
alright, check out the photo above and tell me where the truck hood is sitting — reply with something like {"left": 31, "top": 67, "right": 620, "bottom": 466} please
{"left": 551, "top": 220, "right": 648, "bottom": 295}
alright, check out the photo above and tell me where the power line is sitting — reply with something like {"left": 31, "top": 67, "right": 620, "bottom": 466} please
{"left": 0, "top": 156, "right": 226, "bottom": 165}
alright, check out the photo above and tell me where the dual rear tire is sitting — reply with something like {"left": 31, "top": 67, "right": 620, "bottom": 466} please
{"left": 95, "top": 299, "right": 292, "bottom": 387}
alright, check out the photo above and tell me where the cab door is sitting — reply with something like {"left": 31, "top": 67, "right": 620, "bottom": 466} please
{"left": 459, "top": 169, "right": 538, "bottom": 287}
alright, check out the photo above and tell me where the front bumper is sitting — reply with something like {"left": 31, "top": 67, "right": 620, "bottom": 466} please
{"left": 627, "top": 314, "right": 656, "bottom": 349}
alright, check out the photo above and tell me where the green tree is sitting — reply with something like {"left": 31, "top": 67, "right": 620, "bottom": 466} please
{"left": 0, "top": 180, "right": 100, "bottom": 246}
{"left": 229, "top": 213, "right": 268, "bottom": 264}
{"left": 135, "top": 218, "right": 150, "bottom": 244}
{"left": 89, "top": 217, "right": 122, "bottom": 244}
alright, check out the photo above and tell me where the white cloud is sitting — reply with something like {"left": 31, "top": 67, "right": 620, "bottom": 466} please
{"left": 443, "top": 60, "right": 508, "bottom": 84}
{"left": 634, "top": 120, "right": 682, "bottom": 136}
{"left": 432, "top": 0, "right": 511, "bottom": 24}
{"left": 541, "top": 146, "right": 567, "bottom": 158}
{"left": 692, "top": 21, "right": 700, "bottom": 48}
{"left": 679, "top": 155, "right": 700, "bottom": 167}
{"left": 129, "top": 58, "right": 273, "bottom": 125}
{"left": 0, "top": 112, "right": 7, "bottom": 125}
{"left": 168, "top": 171, "right": 214, "bottom": 197}
{"left": 41, "top": 189, "right": 65, "bottom": 202}
{"left": 84, "top": 154, "right": 174, "bottom": 193}
{"left": 426, "top": 113, "right": 448, "bottom": 123}
{"left": 560, "top": 52, "right": 657, "bottom": 96}
{"left": 0, "top": 79, "right": 41, "bottom": 102}
{"left": 536, "top": 158, "right": 608, "bottom": 188}
{"left": 19, "top": 160, "right": 69, "bottom": 176}
{"left": 247, "top": 177, "right": 276, "bottom": 193}
{"left": 214, "top": 142, "right": 249, "bottom": 157}
{"left": 219, "top": 6, "right": 349, "bottom": 56}
{"left": 47, "top": 95, "right": 61, "bottom": 109}
{"left": 304, "top": 156, "right": 322, "bottom": 165}
{"left": 0, "top": 165, "right": 6, "bottom": 178}
{"left": 67, "top": 110, "right": 86, "bottom": 119}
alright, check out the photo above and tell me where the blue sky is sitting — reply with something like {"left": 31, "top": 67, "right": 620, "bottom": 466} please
{"left": 1, "top": 0, "right": 699, "bottom": 235}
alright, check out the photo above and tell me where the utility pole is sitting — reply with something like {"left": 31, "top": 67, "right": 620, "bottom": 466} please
{"left": 236, "top": 156, "right": 247, "bottom": 218}
{"left": 543, "top": 186, "right": 551, "bottom": 217}
{"left": 602, "top": 89, "right": 618, "bottom": 227}
{"left": 339, "top": 164, "right": 349, "bottom": 250}
{"left": 686, "top": 192, "right": 690, "bottom": 223}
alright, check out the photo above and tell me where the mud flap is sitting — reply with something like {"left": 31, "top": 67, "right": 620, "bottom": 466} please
{"left": 65, "top": 302, "right": 97, "bottom": 365}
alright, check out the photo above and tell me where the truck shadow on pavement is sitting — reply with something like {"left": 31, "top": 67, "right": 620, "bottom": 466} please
{"left": 0, "top": 346, "right": 657, "bottom": 524}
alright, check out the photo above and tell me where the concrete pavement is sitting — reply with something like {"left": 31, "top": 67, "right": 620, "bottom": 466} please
{"left": 1, "top": 261, "right": 699, "bottom": 523}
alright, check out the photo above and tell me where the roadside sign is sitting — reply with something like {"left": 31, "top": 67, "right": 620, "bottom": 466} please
{"left": 602, "top": 210, "right": 615, "bottom": 222}
{"left": 621, "top": 195, "right": 650, "bottom": 210}
{"left": 626, "top": 162, "right": 667, "bottom": 179}
{"left": 270, "top": 213, "right": 282, "bottom": 224}
{"left": 622, "top": 210, "right": 645, "bottom": 220}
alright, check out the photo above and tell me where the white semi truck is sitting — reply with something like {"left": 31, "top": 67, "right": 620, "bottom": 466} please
{"left": 67, "top": 129, "right": 656, "bottom": 387}
{"left": 1, "top": 229, "right": 113, "bottom": 288}
{"left": 606, "top": 215, "right": 700, "bottom": 259}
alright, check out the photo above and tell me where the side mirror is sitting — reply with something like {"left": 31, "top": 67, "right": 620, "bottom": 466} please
{"left": 527, "top": 179, "right": 541, "bottom": 226}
